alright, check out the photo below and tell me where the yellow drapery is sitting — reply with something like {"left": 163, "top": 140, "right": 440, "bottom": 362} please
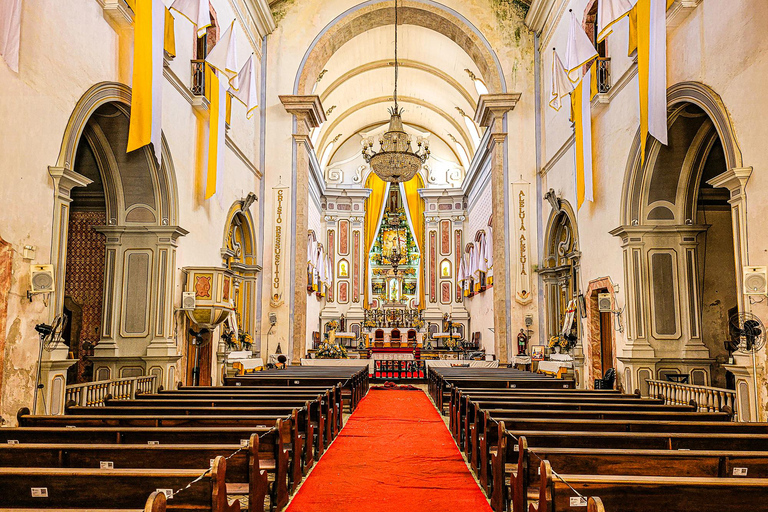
{"left": 164, "top": 8, "right": 176, "bottom": 58}
{"left": 402, "top": 175, "right": 425, "bottom": 309}
{"left": 364, "top": 174, "right": 389, "bottom": 308}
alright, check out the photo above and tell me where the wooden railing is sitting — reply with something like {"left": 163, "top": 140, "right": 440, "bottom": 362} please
{"left": 65, "top": 375, "right": 157, "bottom": 407}
{"left": 647, "top": 379, "right": 737, "bottom": 419}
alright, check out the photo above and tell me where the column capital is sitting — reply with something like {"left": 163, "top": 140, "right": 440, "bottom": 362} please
{"left": 706, "top": 167, "right": 752, "bottom": 194}
{"left": 280, "top": 95, "right": 327, "bottom": 133}
{"left": 474, "top": 93, "right": 522, "bottom": 129}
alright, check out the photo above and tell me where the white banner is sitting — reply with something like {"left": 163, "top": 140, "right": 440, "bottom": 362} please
{"left": 512, "top": 180, "right": 532, "bottom": 305}
{"left": 270, "top": 185, "right": 288, "bottom": 307}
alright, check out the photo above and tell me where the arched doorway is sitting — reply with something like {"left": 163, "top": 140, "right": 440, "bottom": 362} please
{"left": 46, "top": 83, "right": 184, "bottom": 402}
{"left": 613, "top": 82, "right": 749, "bottom": 400}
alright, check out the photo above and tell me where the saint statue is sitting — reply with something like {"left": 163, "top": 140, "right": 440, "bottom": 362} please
{"left": 517, "top": 329, "right": 529, "bottom": 355}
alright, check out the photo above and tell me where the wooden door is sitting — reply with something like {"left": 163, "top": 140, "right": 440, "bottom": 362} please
{"left": 599, "top": 311, "right": 613, "bottom": 374}
{"left": 186, "top": 330, "right": 213, "bottom": 386}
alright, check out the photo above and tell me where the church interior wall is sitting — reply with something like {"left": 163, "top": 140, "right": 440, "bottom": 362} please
{"left": 535, "top": 0, "right": 768, "bottom": 408}
{"left": 465, "top": 176, "right": 495, "bottom": 354}
{"left": 0, "top": 0, "right": 265, "bottom": 420}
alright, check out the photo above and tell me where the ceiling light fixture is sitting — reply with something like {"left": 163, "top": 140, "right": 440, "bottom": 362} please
{"left": 362, "top": 0, "right": 429, "bottom": 183}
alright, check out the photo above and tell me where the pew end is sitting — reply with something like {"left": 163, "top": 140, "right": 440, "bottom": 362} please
{"left": 144, "top": 491, "right": 166, "bottom": 512}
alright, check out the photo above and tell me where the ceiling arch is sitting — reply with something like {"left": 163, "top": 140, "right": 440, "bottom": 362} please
{"left": 317, "top": 95, "right": 474, "bottom": 154}
{"left": 294, "top": 0, "right": 507, "bottom": 95}
{"left": 319, "top": 59, "right": 477, "bottom": 110}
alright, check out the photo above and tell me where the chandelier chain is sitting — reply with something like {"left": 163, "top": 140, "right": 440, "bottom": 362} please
{"left": 394, "top": 0, "right": 399, "bottom": 111}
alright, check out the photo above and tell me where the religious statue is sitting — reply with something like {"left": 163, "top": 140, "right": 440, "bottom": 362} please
{"left": 340, "top": 314, "right": 346, "bottom": 332}
{"left": 517, "top": 329, "right": 529, "bottom": 355}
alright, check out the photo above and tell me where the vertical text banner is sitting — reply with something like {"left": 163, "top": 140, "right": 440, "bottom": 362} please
{"left": 512, "top": 180, "right": 532, "bottom": 305}
{"left": 270, "top": 184, "right": 289, "bottom": 308}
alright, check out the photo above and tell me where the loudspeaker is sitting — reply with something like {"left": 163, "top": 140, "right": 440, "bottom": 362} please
{"left": 744, "top": 266, "right": 767, "bottom": 295}
{"left": 598, "top": 293, "right": 613, "bottom": 312}
{"left": 30, "top": 264, "right": 55, "bottom": 294}
{"left": 181, "top": 291, "right": 197, "bottom": 310}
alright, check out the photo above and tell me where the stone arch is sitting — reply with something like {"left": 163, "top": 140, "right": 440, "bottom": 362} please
{"left": 294, "top": 0, "right": 506, "bottom": 96}
{"left": 620, "top": 81, "right": 743, "bottom": 226}
{"left": 48, "top": 82, "right": 184, "bottom": 390}
{"left": 54, "top": 82, "right": 179, "bottom": 226}
{"left": 541, "top": 199, "right": 581, "bottom": 343}
{"left": 221, "top": 199, "right": 260, "bottom": 345}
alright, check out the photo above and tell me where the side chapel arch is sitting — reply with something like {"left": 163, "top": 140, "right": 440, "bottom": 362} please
{"left": 47, "top": 82, "right": 184, "bottom": 394}
{"left": 613, "top": 81, "right": 751, "bottom": 400}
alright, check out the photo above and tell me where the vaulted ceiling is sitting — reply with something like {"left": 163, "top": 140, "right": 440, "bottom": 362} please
{"left": 310, "top": 22, "right": 490, "bottom": 179}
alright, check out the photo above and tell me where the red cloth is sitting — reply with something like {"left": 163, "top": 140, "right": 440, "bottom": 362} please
{"left": 287, "top": 389, "right": 492, "bottom": 512}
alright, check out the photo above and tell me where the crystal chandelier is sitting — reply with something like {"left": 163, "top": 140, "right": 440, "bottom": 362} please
{"left": 362, "top": 0, "right": 429, "bottom": 183}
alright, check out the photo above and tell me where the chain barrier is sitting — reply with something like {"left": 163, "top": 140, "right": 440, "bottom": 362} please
{"left": 502, "top": 428, "right": 587, "bottom": 501}
{"left": 167, "top": 419, "right": 285, "bottom": 499}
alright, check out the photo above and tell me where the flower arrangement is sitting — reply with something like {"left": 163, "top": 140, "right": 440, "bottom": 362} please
{"left": 316, "top": 342, "right": 348, "bottom": 359}
{"left": 444, "top": 337, "right": 459, "bottom": 350}
{"left": 326, "top": 320, "right": 339, "bottom": 331}
{"left": 548, "top": 334, "right": 576, "bottom": 353}
{"left": 239, "top": 332, "right": 253, "bottom": 351}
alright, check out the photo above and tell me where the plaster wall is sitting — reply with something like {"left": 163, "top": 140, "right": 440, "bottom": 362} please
{"left": 0, "top": 0, "right": 263, "bottom": 422}
{"left": 465, "top": 179, "right": 495, "bottom": 354}
{"left": 535, "top": 0, "right": 768, "bottom": 412}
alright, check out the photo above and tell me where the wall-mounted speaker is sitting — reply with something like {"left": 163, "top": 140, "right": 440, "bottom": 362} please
{"left": 598, "top": 292, "right": 613, "bottom": 312}
{"left": 30, "top": 264, "right": 55, "bottom": 294}
{"left": 744, "top": 266, "right": 768, "bottom": 295}
{"left": 181, "top": 291, "right": 197, "bottom": 310}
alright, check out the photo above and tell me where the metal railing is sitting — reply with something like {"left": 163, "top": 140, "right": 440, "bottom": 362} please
{"left": 595, "top": 57, "right": 611, "bottom": 94}
{"left": 191, "top": 59, "right": 206, "bottom": 96}
{"left": 647, "top": 379, "right": 737, "bottom": 419}
{"left": 65, "top": 375, "right": 157, "bottom": 407}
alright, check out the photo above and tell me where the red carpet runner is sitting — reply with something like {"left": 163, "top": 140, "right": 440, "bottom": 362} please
{"left": 286, "top": 389, "right": 492, "bottom": 512}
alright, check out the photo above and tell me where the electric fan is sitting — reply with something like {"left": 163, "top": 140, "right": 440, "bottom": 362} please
{"left": 33, "top": 314, "right": 69, "bottom": 414}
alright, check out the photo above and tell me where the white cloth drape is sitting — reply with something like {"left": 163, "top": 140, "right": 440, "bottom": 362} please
{"left": 564, "top": 9, "right": 598, "bottom": 82}
{"left": 0, "top": 0, "right": 22, "bottom": 72}
{"left": 550, "top": 49, "right": 573, "bottom": 111}
{"left": 484, "top": 226, "right": 494, "bottom": 283}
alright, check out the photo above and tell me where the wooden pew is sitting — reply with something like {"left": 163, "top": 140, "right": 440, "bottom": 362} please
{"left": 531, "top": 460, "right": 768, "bottom": 512}
{"left": 0, "top": 455, "right": 239, "bottom": 512}
{"left": 0, "top": 434, "right": 274, "bottom": 512}
{"left": 462, "top": 400, "right": 726, "bottom": 476}
{"left": 162, "top": 385, "right": 344, "bottom": 435}
{"left": 506, "top": 436, "right": 768, "bottom": 512}
{"left": 17, "top": 408, "right": 305, "bottom": 498}
{"left": 489, "top": 425, "right": 768, "bottom": 510}
{"left": 525, "top": 461, "right": 605, "bottom": 512}
{"left": 0, "top": 426, "right": 293, "bottom": 511}
{"left": 107, "top": 391, "right": 335, "bottom": 452}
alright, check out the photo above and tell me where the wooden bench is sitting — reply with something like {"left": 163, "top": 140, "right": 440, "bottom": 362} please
{"left": 0, "top": 426, "right": 292, "bottom": 511}
{"left": 16, "top": 408, "right": 305, "bottom": 500}
{"left": 506, "top": 436, "right": 768, "bottom": 512}
{"left": 0, "top": 434, "right": 274, "bottom": 512}
{"left": 532, "top": 459, "right": 768, "bottom": 512}
{"left": 489, "top": 425, "right": 768, "bottom": 510}
{"left": 107, "top": 392, "right": 336, "bottom": 452}
{"left": 0, "top": 455, "right": 239, "bottom": 512}
{"left": 65, "top": 402, "right": 323, "bottom": 469}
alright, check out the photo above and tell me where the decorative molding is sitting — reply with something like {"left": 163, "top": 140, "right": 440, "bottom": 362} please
{"left": 540, "top": 133, "right": 575, "bottom": 177}
{"left": 474, "top": 94, "right": 522, "bottom": 128}
{"left": 96, "top": 0, "right": 133, "bottom": 28}
{"left": 524, "top": 0, "right": 559, "bottom": 35}
{"left": 226, "top": 135, "right": 262, "bottom": 179}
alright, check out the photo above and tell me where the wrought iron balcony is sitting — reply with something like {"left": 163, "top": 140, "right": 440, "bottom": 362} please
{"left": 191, "top": 59, "right": 206, "bottom": 97}
{"left": 595, "top": 57, "right": 611, "bottom": 94}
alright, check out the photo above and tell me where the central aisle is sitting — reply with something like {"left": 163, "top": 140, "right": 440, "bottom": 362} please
{"left": 286, "top": 389, "right": 492, "bottom": 512}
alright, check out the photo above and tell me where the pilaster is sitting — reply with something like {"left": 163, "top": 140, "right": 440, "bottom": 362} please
{"left": 280, "top": 95, "right": 326, "bottom": 363}
{"left": 474, "top": 93, "right": 521, "bottom": 364}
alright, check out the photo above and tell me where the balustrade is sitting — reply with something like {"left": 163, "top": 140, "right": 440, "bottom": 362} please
{"left": 65, "top": 375, "right": 158, "bottom": 408}
{"left": 647, "top": 379, "right": 737, "bottom": 420}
